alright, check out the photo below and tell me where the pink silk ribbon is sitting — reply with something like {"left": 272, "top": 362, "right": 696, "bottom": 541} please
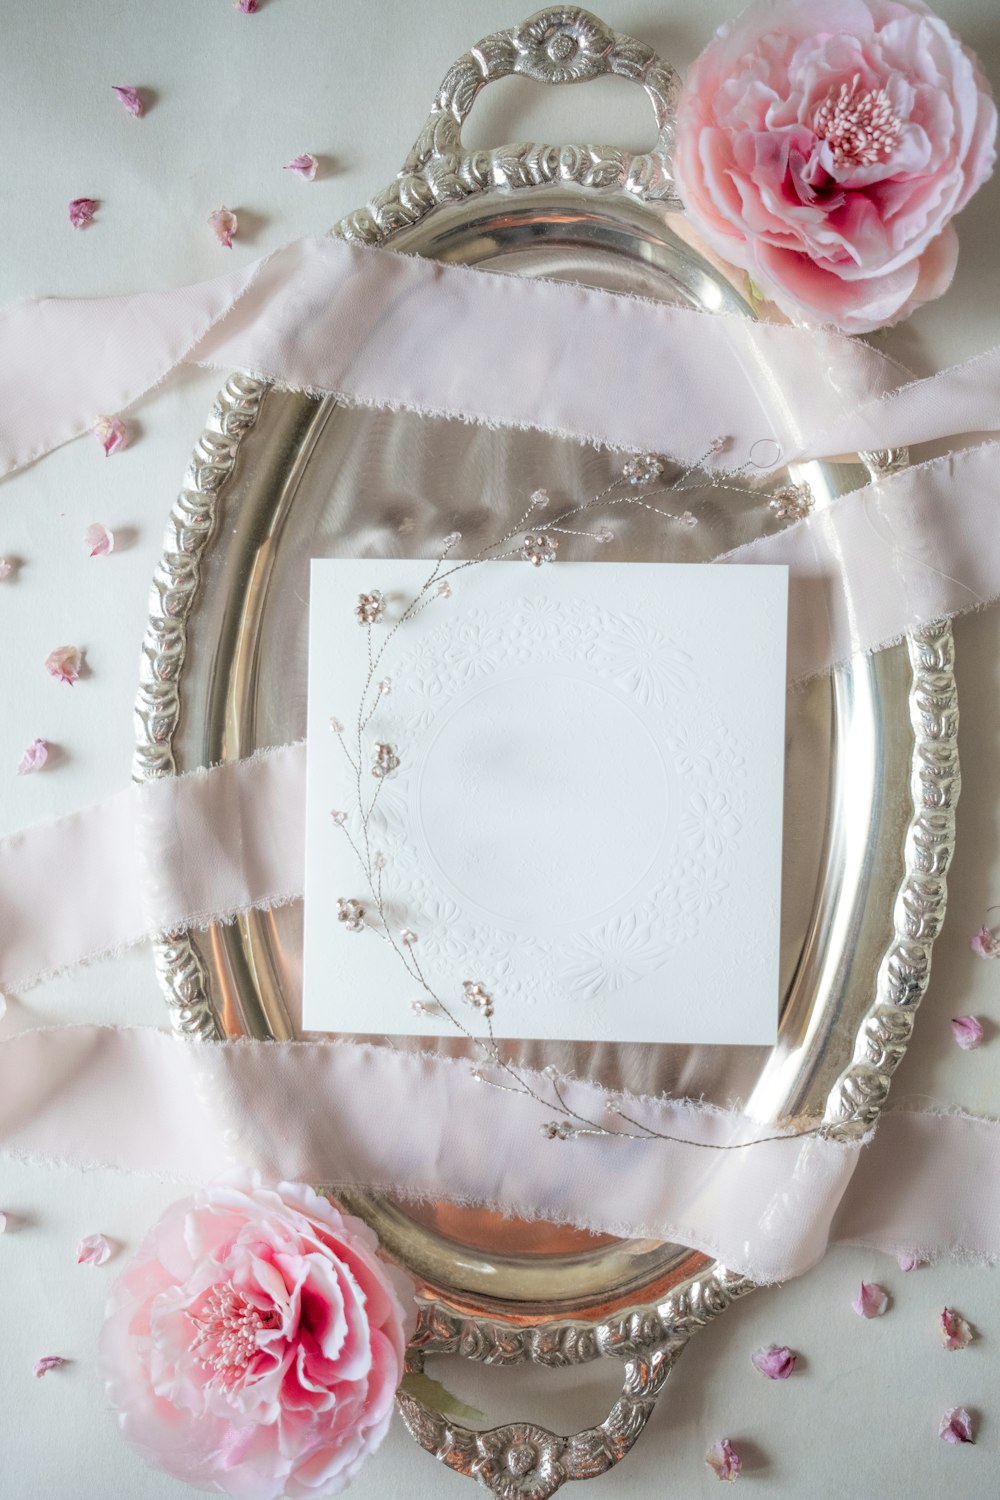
{"left": 0, "top": 1022, "right": 995, "bottom": 1284}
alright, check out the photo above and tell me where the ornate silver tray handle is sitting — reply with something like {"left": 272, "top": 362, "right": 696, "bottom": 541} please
{"left": 135, "top": 9, "right": 958, "bottom": 1495}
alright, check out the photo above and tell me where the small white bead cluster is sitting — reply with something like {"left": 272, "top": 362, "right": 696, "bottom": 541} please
{"left": 337, "top": 897, "right": 365, "bottom": 932}
{"left": 521, "top": 533, "right": 559, "bottom": 566}
{"left": 355, "top": 589, "right": 384, "bottom": 626}
{"left": 462, "top": 980, "right": 494, "bottom": 1020}
{"left": 371, "top": 741, "right": 400, "bottom": 778}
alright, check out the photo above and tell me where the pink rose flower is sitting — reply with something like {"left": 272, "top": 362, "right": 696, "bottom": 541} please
{"left": 99, "top": 1176, "right": 413, "bottom": 1500}
{"left": 672, "top": 0, "right": 997, "bottom": 332}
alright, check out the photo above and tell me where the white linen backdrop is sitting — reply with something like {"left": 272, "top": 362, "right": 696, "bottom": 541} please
{"left": 1, "top": 1, "right": 999, "bottom": 1497}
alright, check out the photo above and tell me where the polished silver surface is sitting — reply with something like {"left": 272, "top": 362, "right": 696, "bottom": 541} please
{"left": 133, "top": 9, "right": 958, "bottom": 1493}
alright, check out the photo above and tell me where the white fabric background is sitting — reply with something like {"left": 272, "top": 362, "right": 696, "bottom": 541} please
{"left": 1, "top": 1, "right": 999, "bottom": 1496}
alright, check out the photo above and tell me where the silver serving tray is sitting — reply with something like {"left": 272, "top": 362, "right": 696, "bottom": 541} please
{"left": 133, "top": 10, "right": 958, "bottom": 1494}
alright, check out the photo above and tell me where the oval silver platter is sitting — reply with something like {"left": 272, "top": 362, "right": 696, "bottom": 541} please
{"left": 133, "top": 9, "right": 959, "bottom": 1494}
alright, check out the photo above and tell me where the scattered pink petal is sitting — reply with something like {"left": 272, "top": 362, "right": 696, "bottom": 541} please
{"left": 705, "top": 1439, "right": 742, "bottom": 1482}
{"left": 83, "top": 522, "right": 115, "bottom": 558}
{"left": 0, "top": 558, "right": 12, "bottom": 582}
{"left": 16, "top": 739, "right": 49, "bottom": 776}
{"left": 940, "top": 1308, "right": 975, "bottom": 1350}
{"left": 45, "top": 646, "right": 83, "bottom": 686}
{"left": 68, "top": 197, "right": 98, "bottom": 229}
{"left": 0, "top": 1211, "right": 7, "bottom": 1233}
{"left": 897, "top": 1251, "right": 922, "bottom": 1272}
{"left": 285, "top": 153, "right": 318, "bottom": 181}
{"left": 111, "top": 85, "right": 143, "bottom": 118}
{"left": 209, "top": 207, "right": 238, "bottom": 248}
{"left": 94, "top": 415, "right": 127, "bottom": 457}
{"left": 852, "top": 1282, "right": 889, "bottom": 1318}
{"left": 235, "top": 0, "right": 259, "bottom": 11}
{"left": 970, "top": 925, "right": 1000, "bottom": 959}
{"left": 33, "top": 1356, "right": 69, "bottom": 1378}
{"left": 939, "top": 1407, "right": 974, "bottom": 1444}
{"left": 951, "top": 1016, "right": 984, "bottom": 1051}
{"left": 750, "top": 1344, "right": 797, "bottom": 1379}
{"left": 76, "top": 1232, "right": 112, "bottom": 1267}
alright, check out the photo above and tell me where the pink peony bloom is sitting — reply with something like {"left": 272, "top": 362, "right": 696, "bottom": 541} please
{"left": 951, "top": 1015, "right": 984, "bottom": 1050}
{"left": 939, "top": 1406, "right": 974, "bottom": 1443}
{"left": 940, "top": 1307, "right": 975, "bottom": 1350}
{"left": 98, "top": 1176, "right": 413, "bottom": 1500}
{"left": 751, "top": 1343, "right": 797, "bottom": 1378}
{"left": 45, "top": 646, "right": 83, "bottom": 685}
{"left": 112, "top": 86, "right": 144, "bottom": 118}
{"left": 852, "top": 1281, "right": 889, "bottom": 1318}
{"left": 95, "top": 415, "right": 127, "bottom": 457}
{"left": 672, "top": 0, "right": 997, "bottom": 333}
{"left": 971, "top": 924, "right": 1000, "bottom": 958}
{"left": 706, "top": 1438, "right": 743, "bottom": 1480}
{"left": 17, "top": 739, "right": 49, "bottom": 775}
{"left": 68, "top": 197, "right": 99, "bottom": 229}
{"left": 209, "top": 207, "right": 238, "bottom": 248}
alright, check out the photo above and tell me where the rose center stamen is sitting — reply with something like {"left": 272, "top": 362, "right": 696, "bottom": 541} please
{"left": 813, "top": 76, "right": 902, "bottom": 168}
{"left": 188, "top": 1282, "right": 280, "bottom": 1388}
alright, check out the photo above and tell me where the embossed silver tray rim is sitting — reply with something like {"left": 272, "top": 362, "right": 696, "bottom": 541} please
{"left": 133, "top": 9, "right": 959, "bottom": 1495}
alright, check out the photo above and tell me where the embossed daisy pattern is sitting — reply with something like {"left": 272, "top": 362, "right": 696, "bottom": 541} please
{"left": 593, "top": 615, "right": 696, "bottom": 707}
{"left": 682, "top": 790, "right": 743, "bottom": 858}
{"left": 561, "top": 914, "right": 669, "bottom": 1002}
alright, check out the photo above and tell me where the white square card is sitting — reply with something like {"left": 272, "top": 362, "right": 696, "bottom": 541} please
{"left": 303, "top": 559, "right": 787, "bottom": 1045}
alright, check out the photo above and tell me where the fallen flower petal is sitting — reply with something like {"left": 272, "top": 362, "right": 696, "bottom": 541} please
{"left": 897, "top": 1251, "right": 922, "bottom": 1272}
{"left": 94, "top": 414, "right": 126, "bottom": 457}
{"left": 235, "top": 0, "right": 259, "bottom": 10}
{"left": 951, "top": 1016, "right": 984, "bottom": 1051}
{"left": 34, "top": 1356, "right": 69, "bottom": 1378}
{"left": 285, "top": 153, "right": 318, "bottom": 181}
{"left": 705, "top": 1439, "right": 742, "bottom": 1482}
{"left": 0, "top": 1211, "right": 7, "bottom": 1233}
{"left": 83, "top": 522, "right": 115, "bottom": 558}
{"left": 68, "top": 197, "right": 98, "bottom": 229}
{"left": 750, "top": 1344, "right": 797, "bottom": 1379}
{"left": 971, "top": 924, "right": 1000, "bottom": 958}
{"left": 77, "top": 1233, "right": 112, "bottom": 1267}
{"left": 111, "top": 85, "right": 143, "bottom": 118}
{"left": 941, "top": 1308, "right": 975, "bottom": 1351}
{"left": 939, "top": 1407, "right": 974, "bottom": 1444}
{"left": 208, "top": 207, "right": 238, "bottom": 248}
{"left": 0, "top": 558, "right": 12, "bottom": 581}
{"left": 45, "top": 646, "right": 83, "bottom": 685}
{"left": 853, "top": 1282, "right": 889, "bottom": 1319}
{"left": 17, "top": 739, "right": 49, "bottom": 775}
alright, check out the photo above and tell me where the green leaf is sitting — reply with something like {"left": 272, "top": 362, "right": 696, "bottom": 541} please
{"left": 399, "top": 1372, "right": 487, "bottom": 1425}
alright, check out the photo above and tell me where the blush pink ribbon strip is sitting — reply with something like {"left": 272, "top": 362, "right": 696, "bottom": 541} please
{"left": 3, "top": 232, "right": 1000, "bottom": 481}
{"left": 0, "top": 1023, "right": 996, "bottom": 1284}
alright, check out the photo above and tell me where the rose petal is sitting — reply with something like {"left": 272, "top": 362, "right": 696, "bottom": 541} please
{"left": 17, "top": 739, "right": 49, "bottom": 776}
{"left": 896, "top": 1251, "right": 922, "bottom": 1272}
{"left": 940, "top": 1308, "right": 975, "bottom": 1350}
{"left": 284, "top": 153, "right": 318, "bottom": 181}
{"left": 0, "top": 558, "right": 12, "bottom": 582}
{"left": 852, "top": 1282, "right": 889, "bottom": 1318}
{"left": 68, "top": 198, "right": 98, "bottom": 229}
{"left": 45, "top": 646, "right": 82, "bottom": 685}
{"left": 235, "top": 0, "right": 259, "bottom": 10}
{"left": 77, "top": 1233, "right": 112, "bottom": 1267}
{"left": 939, "top": 1406, "right": 974, "bottom": 1444}
{"left": 705, "top": 1438, "right": 742, "bottom": 1481}
{"left": 33, "top": 1356, "right": 69, "bottom": 1378}
{"left": 0, "top": 1212, "right": 7, "bottom": 1233}
{"left": 951, "top": 1016, "right": 984, "bottom": 1050}
{"left": 111, "top": 86, "right": 143, "bottom": 118}
{"left": 94, "top": 415, "right": 126, "bottom": 457}
{"left": 208, "top": 207, "right": 238, "bottom": 248}
{"left": 750, "top": 1343, "right": 797, "bottom": 1379}
{"left": 83, "top": 523, "right": 115, "bottom": 558}
{"left": 970, "top": 925, "right": 1000, "bottom": 958}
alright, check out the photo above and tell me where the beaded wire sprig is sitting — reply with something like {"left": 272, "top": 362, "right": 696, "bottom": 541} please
{"left": 329, "top": 450, "right": 823, "bottom": 1150}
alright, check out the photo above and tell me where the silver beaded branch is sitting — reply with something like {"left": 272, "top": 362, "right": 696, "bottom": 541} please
{"left": 330, "top": 451, "right": 824, "bottom": 1149}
